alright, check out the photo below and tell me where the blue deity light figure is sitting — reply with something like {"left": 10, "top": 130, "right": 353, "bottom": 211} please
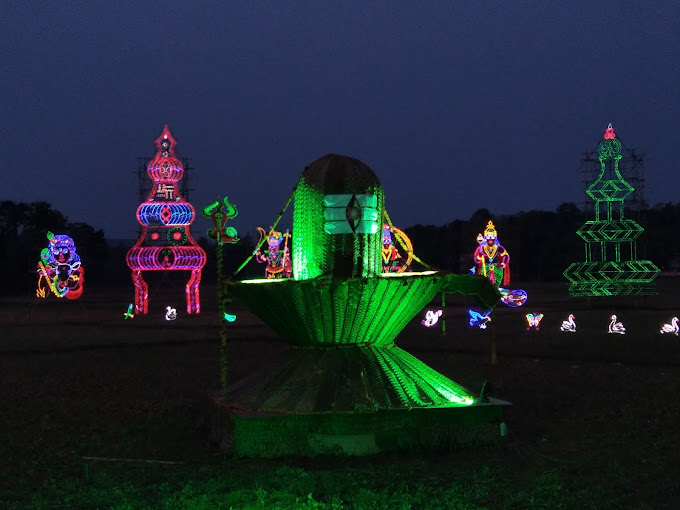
{"left": 36, "top": 231, "right": 84, "bottom": 299}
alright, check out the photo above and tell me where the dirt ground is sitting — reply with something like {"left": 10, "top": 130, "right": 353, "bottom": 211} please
{"left": 1, "top": 279, "right": 680, "bottom": 508}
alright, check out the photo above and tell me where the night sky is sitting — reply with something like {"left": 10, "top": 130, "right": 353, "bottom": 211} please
{"left": 2, "top": 1, "right": 678, "bottom": 240}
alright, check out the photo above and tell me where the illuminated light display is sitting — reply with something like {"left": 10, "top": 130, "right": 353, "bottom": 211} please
{"left": 126, "top": 125, "right": 206, "bottom": 314}
{"left": 564, "top": 124, "right": 660, "bottom": 296}
{"left": 165, "top": 306, "right": 177, "bottom": 321}
{"left": 525, "top": 313, "right": 544, "bottom": 331}
{"left": 123, "top": 304, "right": 135, "bottom": 320}
{"left": 468, "top": 309, "right": 491, "bottom": 329}
{"left": 473, "top": 221, "right": 527, "bottom": 308}
{"left": 560, "top": 314, "right": 576, "bottom": 332}
{"left": 608, "top": 314, "right": 626, "bottom": 334}
{"left": 218, "top": 154, "right": 506, "bottom": 457}
{"left": 422, "top": 309, "right": 442, "bottom": 327}
{"left": 202, "top": 196, "right": 240, "bottom": 396}
{"left": 254, "top": 227, "right": 292, "bottom": 278}
{"left": 381, "top": 223, "right": 413, "bottom": 273}
{"left": 36, "top": 231, "right": 84, "bottom": 300}
{"left": 660, "top": 317, "right": 679, "bottom": 336}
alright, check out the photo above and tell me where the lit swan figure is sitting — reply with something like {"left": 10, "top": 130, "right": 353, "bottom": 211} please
{"left": 608, "top": 314, "right": 625, "bottom": 335}
{"left": 165, "top": 306, "right": 177, "bottom": 321}
{"left": 660, "top": 317, "right": 679, "bottom": 336}
{"left": 560, "top": 314, "right": 576, "bottom": 333}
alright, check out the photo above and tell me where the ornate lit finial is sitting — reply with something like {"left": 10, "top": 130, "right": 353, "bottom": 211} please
{"left": 604, "top": 123, "right": 616, "bottom": 140}
{"left": 155, "top": 124, "right": 177, "bottom": 158}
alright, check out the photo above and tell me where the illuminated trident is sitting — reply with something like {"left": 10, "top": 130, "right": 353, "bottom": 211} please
{"left": 202, "top": 196, "right": 239, "bottom": 396}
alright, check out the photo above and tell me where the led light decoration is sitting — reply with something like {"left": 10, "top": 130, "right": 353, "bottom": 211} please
{"left": 123, "top": 304, "right": 135, "bottom": 320}
{"left": 36, "top": 231, "right": 84, "bottom": 300}
{"left": 217, "top": 154, "right": 507, "bottom": 457}
{"left": 608, "top": 314, "right": 626, "bottom": 334}
{"left": 660, "top": 317, "right": 679, "bottom": 336}
{"left": 560, "top": 314, "right": 576, "bottom": 332}
{"left": 202, "top": 195, "right": 240, "bottom": 396}
{"left": 525, "top": 313, "right": 544, "bottom": 331}
{"left": 422, "top": 309, "right": 442, "bottom": 327}
{"left": 382, "top": 223, "right": 413, "bottom": 273}
{"left": 254, "top": 227, "right": 292, "bottom": 278}
{"left": 564, "top": 124, "right": 659, "bottom": 296}
{"left": 165, "top": 306, "right": 177, "bottom": 321}
{"left": 468, "top": 309, "right": 492, "bottom": 329}
{"left": 473, "top": 221, "right": 527, "bottom": 308}
{"left": 126, "top": 125, "right": 206, "bottom": 314}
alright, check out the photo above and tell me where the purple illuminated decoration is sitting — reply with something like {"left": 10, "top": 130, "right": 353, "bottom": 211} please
{"left": 126, "top": 125, "right": 206, "bottom": 314}
{"left": 254, "top": 227, "right": 292, "bottom": 278}
{"left": 36, "top": 231, "right": 84, "bottom": 300}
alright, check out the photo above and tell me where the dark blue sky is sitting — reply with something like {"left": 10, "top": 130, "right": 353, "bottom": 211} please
{"left": 2, "top": 1, "right": 678, "bottom": 240}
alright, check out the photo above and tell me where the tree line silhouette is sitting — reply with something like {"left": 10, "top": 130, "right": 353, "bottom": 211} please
{"left": 2, "top": 200, "right": 679, "bottom": 296}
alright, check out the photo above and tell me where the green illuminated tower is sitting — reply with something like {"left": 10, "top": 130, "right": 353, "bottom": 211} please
{"left": 212, "top": 154, "right": 507, "bottom": 457}
{"left": 564, "top": 124, "right": 659, "bottom": 296}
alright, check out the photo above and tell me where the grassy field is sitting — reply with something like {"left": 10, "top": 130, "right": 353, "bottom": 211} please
{"left": 1, "top": 279, "right": 679, "bottom": 509}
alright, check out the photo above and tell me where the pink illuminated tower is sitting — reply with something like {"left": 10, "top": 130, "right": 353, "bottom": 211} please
{"left": 126, "top": 125, "right": 206, "bottom": 315}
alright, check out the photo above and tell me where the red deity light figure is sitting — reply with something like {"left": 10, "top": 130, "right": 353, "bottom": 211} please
{"left": 126, "top": 125, "right": 206, "bottom": 314}
{"left": 381, "top": 223, "right": 413, "bottom": 273}
{"left": 36, "top": 231, "right": 84, "bottom": 299}
{"left": 254, "top": 227, "right": 292, "bottom": 278}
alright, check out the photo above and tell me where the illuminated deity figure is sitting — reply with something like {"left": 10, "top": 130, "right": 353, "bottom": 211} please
{"left": 472, "top": 220, "right": 527, "bottom": 308}
{"left": 126, "top": 125, "right": 206, "bottom": 314}
{"left": 36, "top": 231, "right": 84, "bottom": 300}
{"left": 255, "top": 227, "right": 292, "bottom": 278}
{"left": 381, "top": 223, "right": 412, "bottom": 273}
{"left": 474, "top": 221, "right": 510, "bottom": 286}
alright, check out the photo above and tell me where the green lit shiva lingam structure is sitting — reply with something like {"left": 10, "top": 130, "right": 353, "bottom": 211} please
{"left": 211, "top": 154, "right": 506, "bottom": 457}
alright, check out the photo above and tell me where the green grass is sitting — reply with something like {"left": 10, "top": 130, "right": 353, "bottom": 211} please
{"left": 15, "top": 458, "right": 614, "bottom": 510}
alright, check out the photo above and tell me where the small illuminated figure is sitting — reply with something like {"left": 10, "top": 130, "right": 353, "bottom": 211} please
{"left": 165, "top": 306, "right": 177, "bottom": 321}
{"left": 660, "top": 317, "right": 679, "bottom": 336}
{"left": 474, "top": 221, "right": 510, "bottom": 286}
{"left": 472, "top": 221, "right": 527, "bottom": 307}
{"left": 608, "top": 314, "right": 626, "bottom": 334}
{"left": 526, "top": 313, "right": 544, "bottom": 331}
{"left": 381, "top": 223, "right": 413, "bottom": 273}
{"left": 254, "top": 227, "right": 292, "bottom": 278}
{"left": 36, "top": 231, "right": 84, "bottom": 300}
{"left": 123, "top": 304, "right": 135, "bottom": 320}
{"left": 560, "top": 314, "right": 576, "bottom": 333}
{"left": 469, "top": 309, "right": 491, "bottom": 329}
{"left": 422, "top": 309, "right": 442, "bottom": 327}
{"left": 223, "top": 312, "right": 237, "bottom": 323}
